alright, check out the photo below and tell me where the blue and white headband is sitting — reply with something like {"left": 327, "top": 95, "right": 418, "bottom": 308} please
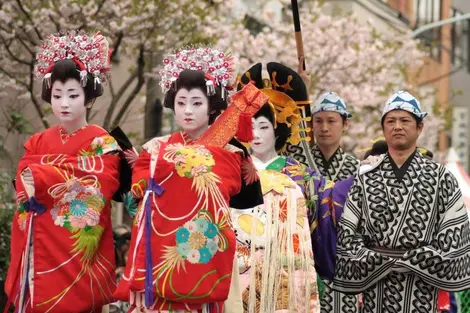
{"left": 312, "top": 92, "right": 352, "bottom": 119}
{"left": 382, "top": 90, "right": 428, "bottom": 120}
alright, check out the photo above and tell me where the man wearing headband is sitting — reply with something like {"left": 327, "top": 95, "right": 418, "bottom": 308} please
{"left": 333, "top": 90, "right": 470, "bottom": 312}
{"left": 310, "top": 92, "right": 360, "bottom": 313}
{"left": 310, "top": 92, "right": 360, "bottom": 182}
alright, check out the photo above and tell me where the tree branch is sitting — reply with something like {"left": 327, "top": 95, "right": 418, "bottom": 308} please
{"left": 110, "top": 45, "right": 145, "bottom": 129}
{"left": 15, "top": 0, "right": 43, "bottom": 41}
{"left": 48, "top": 14, "right": 61, "bottom": 33}
{"left": 1, "top": 38, "right": 31, "bottom": 66}
{"left": 93, "top": 0, "right": 108, "bottom": 17}
{"left": 16, "top": 35, "right": 35, "bottom": 57}
{"left": 28, "top": 61, "right": 49, "bottom": 129}
{"left": 0, "top": 67, "right": 28, "bottom": 89}
{"left": 110, "top": 31, "right": 124, "bottom": 62}
{"left": 102, "top": 71, "right": 137, "bottom": 129}
{"left": 109, "top": 75, "right": 116, "bottom": 98}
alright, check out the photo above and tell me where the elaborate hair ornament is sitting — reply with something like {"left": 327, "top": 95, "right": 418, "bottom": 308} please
{"left": 159, "top": 47, "right": 237, "bottom": 98}
{"left": 34, "top": 30, "right": 111, "bottom": 89}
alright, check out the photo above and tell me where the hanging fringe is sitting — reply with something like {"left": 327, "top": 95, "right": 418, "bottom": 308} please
{"left": 242, "top": 183, "right": 316, "bottom": 312}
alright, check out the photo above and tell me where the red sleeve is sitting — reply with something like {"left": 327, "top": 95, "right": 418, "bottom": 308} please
{"left": 16, "top": 154, "right": 120, "bottom": 205}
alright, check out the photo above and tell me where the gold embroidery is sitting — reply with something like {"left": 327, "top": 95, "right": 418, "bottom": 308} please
{"left": 195, "top": 83, "right": 269, "bottom": 147}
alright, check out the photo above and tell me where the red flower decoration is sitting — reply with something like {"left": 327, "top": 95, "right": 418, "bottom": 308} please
{"left": 241, "top": 157, "right": 259, "bottom": 185}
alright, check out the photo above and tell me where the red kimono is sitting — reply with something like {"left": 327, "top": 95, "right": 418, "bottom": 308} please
{"left": 5, "top": 125, "right": 121, "bottom": 313}
{"left": 114, "top": 132, "right": 260, "bottom": 312}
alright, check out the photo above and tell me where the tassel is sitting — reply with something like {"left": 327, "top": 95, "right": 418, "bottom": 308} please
{"left": 236, "top": 112, "right": 254, "bottom": 142}
{"left": 79, "top": 70, "right": 88, "bottom": 87}
{"left": 144, "top": 179, "right": 164, "bottom": 307}
{"left": 94, "top": 76, "right": 101, "bottom": 90}
{"left": 44, "top": 73, "right": 52, "bottom": 89}
{"left": 221, "top": 87, "right": 227, "bottom": 100}
{"left": 144, "top": 194, "right": 154, "bottom": 307}
{"left": 206, "top": 80, "right": 216, "bottom": 97}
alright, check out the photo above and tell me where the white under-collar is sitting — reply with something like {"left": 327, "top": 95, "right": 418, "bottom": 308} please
{"left": 251, "top": 155, "right": 282, "bottom": 170}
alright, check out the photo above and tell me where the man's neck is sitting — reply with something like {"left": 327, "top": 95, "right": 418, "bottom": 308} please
{"left": 318, "top": 144, "right": 340, "bottom": 161}
{"left": 388, "top": 146, "right": 416, "bottom": 168}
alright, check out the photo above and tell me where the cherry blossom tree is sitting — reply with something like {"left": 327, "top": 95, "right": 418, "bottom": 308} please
{"left": 217, "top": 1, "right": 444, "bottom": 155}
{"left": 0, "top": 0, "right": 234, "bottom": 136}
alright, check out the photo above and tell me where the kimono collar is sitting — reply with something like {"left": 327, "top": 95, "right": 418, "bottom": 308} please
{"left": 251, "top": 155, "right": 285, "bottom": 171}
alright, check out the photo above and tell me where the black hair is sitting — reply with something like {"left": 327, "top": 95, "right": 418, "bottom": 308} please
{"left": 253, "top": 103, "right": 291, "bottom": 151}
{"left": 163, "top": 69, "right": 228, "bottom": 125}
{"left": 41, "top": 59, "right": 103, "bottom": 104}
{"left": 363, "top": 140, "right": 388, "bottom": 159}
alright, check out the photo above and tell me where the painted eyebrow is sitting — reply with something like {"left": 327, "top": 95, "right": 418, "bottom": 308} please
{"left": 52, "top": 88, "right": 78, "bottom": 92}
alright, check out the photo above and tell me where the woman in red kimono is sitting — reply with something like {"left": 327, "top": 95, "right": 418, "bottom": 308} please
{"left": 114, "top": 48, "right": 268, "bottom": 313}
{"left": 5, "top": 31, "right": 125, "bottom": 313}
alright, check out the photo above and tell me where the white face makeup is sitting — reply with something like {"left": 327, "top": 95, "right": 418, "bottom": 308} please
{"left": 50, "top": 79, "right": 88, "bottom": 132}
{"left": 174, "top": 88, "right": 210, "bottom": 140}
{"left": 250, "top": 116, "right": 277, "bottom": 160}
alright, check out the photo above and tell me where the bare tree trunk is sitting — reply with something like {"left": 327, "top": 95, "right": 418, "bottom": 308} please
{"left": 144, "top": 51, "right": 164, "bottom": 141}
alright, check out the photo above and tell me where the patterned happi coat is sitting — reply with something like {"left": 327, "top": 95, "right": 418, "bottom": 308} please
{"left": 334, "top": 151, "right": 470, "bottom": 313}
{"left": 311, "top": 145, "right": 359, "bottom": 183}
{"left": 5, "top": 125, "right": 121, "bottom": 313}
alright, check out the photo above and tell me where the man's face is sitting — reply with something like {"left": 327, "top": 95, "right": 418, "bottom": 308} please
{"left": 312, "top": 111, "right": 349, "bottom": 148}
{"left": 382, "top": 110, "right": 423, "bottom": 150}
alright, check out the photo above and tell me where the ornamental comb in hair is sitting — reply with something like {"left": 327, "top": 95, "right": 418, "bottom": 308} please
{"left": 159, "top": 47, "right": 237, "bottom": 98}
{"left": 35, "top": 30, "right": 111, "bottom": 89}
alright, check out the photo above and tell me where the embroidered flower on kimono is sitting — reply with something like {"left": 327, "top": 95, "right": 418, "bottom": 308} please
{"left": 191, "top": 164, "right": 208, "bottom": 177}
{"left": 69, "top": 208, "right": 100, "bottom": 228}
{"left": 177, "top": 242, "right": 191, "bottom": 257}
{"left": 51, "top": 207, "right": 58, "bottom": 220}
{"left": 18, "top": 212, "right": 28, "bottom": 231}
{"left": 174, "top": 154, "right": 187, "bottom": 164}
{"left": 54, "top": 215, "right": 66, "bottom": 227}
{"left": 173, "top": 146, "right": 215, "bottom": 178}
{"left": 184, "top": 220, "right": 198, "bottom": 232}
{"left": 188, "top": 231, "right": 207, "bottom": 249}
{"left": 206, "top": 241, "right": 218, "bottom": 255}
{"left": 176, "top": 227, "right": 190, "bottom": 243}
{"left": 174, "top": 213, "right": 221, "bottom": 263}
{"left": 207, "top": 236, "right": 220, "bottom": 245}
{"left": 86, "top": 135, "right": 119, "bottom": 155}
{"left": 70, "top": 199, "right": 87, "bottom": 216}
{"left": 198, "top": 247, "right": 212, "bottom": 264}
{"left": 63, "top": 189, "right": 79, "bottom": 202}
{"left": 204, "top": 222, "right": 218, "bottom": 239}
{"left": 187, "top": 249, "right": 201, "bottom": 264}
{"left": 195, "top": 218, "right": 209, "bottom": 233}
